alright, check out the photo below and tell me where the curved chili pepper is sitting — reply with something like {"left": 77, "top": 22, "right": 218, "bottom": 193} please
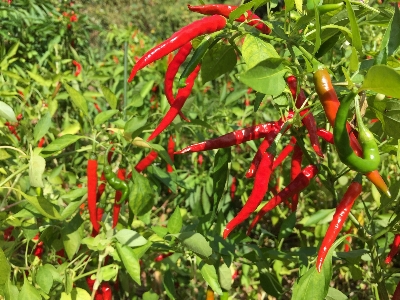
{"left": 385, "top": 234, "right": 400, "bottom": 264}
{"left": 187, "top": 4, "right": 271, "bottom": 34}
{"left": 247, "top": 165, "right": 318, "bottom": 235}
{"left": 167, "top": 136, "right": 175, "bottom": 173}
{"left": 176, "top": 121, "right": 279, "bottom": 154}
{"left": 333, "top": 91, "right": 380, "bottom": 173}
{"left": 286, "top": 75, "right": 323, "bottom": 157}
{"left": 223, "top": 152, "right": 274, "bottom": 239}
{"left": 272, "top": 136, "right": 296, "bottom": 170}
{"left": 164, "top": 42, "right": 192, "bottom": 122}
{"left": 290, "top": 144, "right": 303, "bottom": 211}
{"left": 128, "top": 15, "right": 226, "bottom": 82}
{"left": 316, "top": 174, "right": 362, "bottom": 272}
{"left": 147, "top": 64, "right": 200, "bottom": 141}
{"left": 87, "top": 154, "right": 100, "bottom": 233}
{"left": 230, "top": 177, "right": 237, "bottom": 199}
{"left": 313, "top": 68, "right": 390, "bottom": 197}
{"left": 72, "top": 60, "right": 81, "bottom": 77}
{"left": 113, "top": 168, "right": 126, "bottom": 228}
{"left": 134, "top": 150, "right": 158, "bottom": 173}
{"left": 316, "top": 128, "right": 334, "bottom": 144}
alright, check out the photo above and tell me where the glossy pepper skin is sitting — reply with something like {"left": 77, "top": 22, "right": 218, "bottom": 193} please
{"left": 333, "top": 91, "right": 380, "bottom": 173}
{"left": 223, "top": 152, "right": 274, "bottom": 239}
{"left": 385, "top": 234, "right": 400, "bottom": 264}
{"left": 164, "top": 42, "right": 192, "bottom": 122}
{"left": 134, "top": 150, "right": 158, "bottom": 173}
{"left": 147, "top": 64, "right": 201, "bottom": 141}
{"left": 313, "top": 68, "right": 390, "bottom": 197}
{"left": 87, "top": 154, "right": 100, "bottom": 233}
{"left": 128, "top": 15, "right": 226, "bottom": 82}
{"left": 187, "top": 4, "right": 271, "bottom": 34}
{"left": 272, "top": 136, "right": 296, "bottom": 170}
{"left": 290, "top": 144, "right": 303, "bottom": 211}
{"left": 247, "top": 165, "right": 318, "bottom": 235}
{"left": 317, "top": 128, "right": 334, "bottom": 144}
{"left": 286, "top": 75, "right": 323, "bottom": 157}
{"left": 316, "top": 174, "right": 362, "bottom": 272}
{"left": 175, "top": 121, "right": 279, "bottom": 154}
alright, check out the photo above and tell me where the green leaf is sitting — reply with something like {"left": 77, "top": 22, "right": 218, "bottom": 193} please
{"left": 278, "top": 212, "right": 297, "bottom": 240}
{"left": 124, "top": 115, "right": 148, "bottom": 138}
{"left": 242, "top": 35, "right": 279, "bottom": 69}
{"left": 128, "top": 170, "right": 155, "bottom": 216}
{"left": 42, "top": 135, "right": 82, "bottom": 153}
{"left": 176, "top": 232, "right": 212, "bottom": 257}
{"left": 5, "top": 42, "right": 19, "bottom": 60}
{"left": 94, "top": 110, "right": 119, "bottom": 126}
{"left": 18, "top": 278, "right": 41, "bottom": 300}
{"left": 218, "top": 263, "right": 232, "bottom": 291}
{"left": 303, "top": 209, "right": 335, "bottom": 226}
{"left": 100, "top": 84, "right": 117, "bottom": 109}
{"left": 368, "top": 99, "right": 400, "bottom": 139}
{"left": 388, "top": 5, "right": 400, "bottom": 55}
{"left": 259, "top": 272, "right": 283, "bottom": 298}
{"left": 64, "top": 83, "right": 88, "bottom": 116}
{"left": 114, "top": 229, "right": 148, "bottom": 247}
{"left": 131, "top": 241, "right": 152, "bottom": 259}
{"left": 142, "top": 290, "right": 159, "bottom": 300}
{"left": 0, "top": 248, "right": 10, "bottom": 285}
{"left": 35, "top": 265, "right": 53, "bottom": 294}
{"left": 326, "top": 287, "right": 348, "bottom": 300}
{"left": 344, "top": 0, "right": 362, "bottom": 54}
{"left": 163, "top": 269, "right": 177, "bottom": 300}
{"left": 29, "top": 153, "right": 46, "bottom": 188}
{"left": 229, "top": 2, "right": 253, "bottom": 22}
{"left": 147, "top": 165, "right": 178, "bottom": 193}
{"left": 254, "top": 92, "right": 265, "bottom": 112}
{"left": 115, "top": 242, "right": 141, "bottom": 285}
{"left": 33, "top": 113, "right": 51, "bottom": 143}
{"left": 361, "top": 65, "right": 400, "bottom": 98}
{"left": 349, "top": 47, "right": 359, "bottom": 73}
{"left": 167, "top": 207, "right": 183, "bottom": 234}
{"left": 313, "top": 1, "right": 321, "bottom": 54}
{"left": 27, "top": 71, "right": 52, "bottom": 87}
{"left": 197, "top": 258, "right": 223, "bottom": 295}
{"left": 61, "top": 213, "right": 84, "bottom": 260}
{"left": 237, "top": 59, "right": 286, "bottom": 96}
{"left": 0, "top": 101, "right": 17, "bottom": 123}
{"left": 201, "top": 43, "right": 237, "bottom": 84}
{"left": 60, "top": 196, "right": 86, "bottom": 221}
{"left": 12, "top": 189, "right": 61, "bottom": 219}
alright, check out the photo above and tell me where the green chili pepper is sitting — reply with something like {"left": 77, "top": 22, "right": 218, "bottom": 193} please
{"left": 104, "top": 148, "right": 130, "bottom": 205}
{"left": 333, "top": 90, "right": 380, "bottom": 173}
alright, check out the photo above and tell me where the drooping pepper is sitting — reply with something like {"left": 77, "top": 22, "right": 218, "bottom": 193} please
{"left": 128, "top": 15, "right": 227, "bottom": 82}
{"left": 247, "top": 165, "right": 318, "bottom": 235}
{"left": 134, "top": 150, "right": 158, "bottom": 173}
{"left": 316, "top": 174, "right": 362, "bottom": 272}
{"left": 223, "top": 152, "right": 274, "bottom": 239}
{"left": 104, "top": 149, "right": 129, "bottom": 205}
{"left": 72, "top": 60, "right": 81, "bottom": 77}
{"left": 113, "top": 168, "right": 126, "bottom": 228}
{"left": 230, "top": 177, "right": 237, "bottom": 199}
{"left": 316, "top": 128, "right": 334, "bottom": 144}
{"left": 167, "top": 136, "right": 175, "bottom": 173}
{"left": 87, "top": 154, "right": 100, "bottom": 233}
{"left": 333, "top": 91, "right": 380, "bottom": 173}
{"left": 290, "top": 144, "right": 303, "bottom": 211}
{"left": 272, "top": 136, "right": 296, "bottom": 170}
{"left": 385, "top": 234, "right": 400, "bottom": 264}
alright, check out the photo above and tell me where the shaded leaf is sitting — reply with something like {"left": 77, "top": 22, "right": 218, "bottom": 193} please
{"left": 64, "top": 83, "right": 88, "bottom": 116}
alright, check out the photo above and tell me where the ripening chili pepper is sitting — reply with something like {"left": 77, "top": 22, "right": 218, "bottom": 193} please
{"left": 230, "top": 177, "right": 237, "bottom": 199}
{"left": 112, "top": 168, "right": 126, "bottom": 228}
{"left": 333, "top": 91, "right": 380, "bottom": 173}
{"left": 87, "top": 154, "right": 100, "bottom": 233}
{"left": 286, "top": 75, "right": 323, "bottom": 157}
{"left": 164, "top": 42, "right": 192, "bottom": 122}
{"left": 247, "top": 165, "right": 318, "bottom": 235}
{"left": 154, "top": 252, "right": 174, "bottom": 262}
{"left": 128, "top": 15, "right": 226, "bottom": 82}
{"left": 134, "top": 150, "right": 158, "bottom": 173}
{"left": 72, "top": 60, "right": 81, "bottom": 77}
{"left": 187, "top": 4, "right": 271, "bottom": 34}
{"left": 104, "top": 154, "right": 129, "bottom": 206}
{"left": 385, "top": 234, "right": 400, "bottom": 264}
{"left": 313, "top": 68, "right": 390, "bottom": 197}
{"left": 290, "top": 144, "right": 303, "bottom": 211}
{"left": 223, "top": 152, "right": 274, "bottom": 239}
{"left": 147, "top": 65, "right": 201, "bottom": 141}
{"left": 94, "top": 103, "right": 102, "bottom": 113}
{"left": 206, "top": 286, "right": 215, "bottom": 300}
{"left": 272, "top": 136, "right": 296, "bottom": 170}
{"left": 316, "top": 128, "right": 334, "bottom": 144}
{"left": 176, "top": 122, "right": 279, "bottom": 154}
{"left": 167, "top": 136, "right": 175, "bottom": 173}
{"left": 38, "top": 137, "right": 46, "bottom": 148}
{"left": 316, "top": 174, "right": 362, "bottom": 272}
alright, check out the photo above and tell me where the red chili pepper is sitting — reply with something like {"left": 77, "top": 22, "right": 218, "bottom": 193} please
{"left": 187, "top": 4, "right": 271, "bottom": 34}
{"left": 286, "top": 75, "right": 323, "bottom": 157}
{"left": 344, "top": 228, "right": 352, "bottom": 252}
{"left": 72, "top": 60, "right": 81, "bottom": 76}
{"left": 154, "top": 252, "right": 174, "bottom": 262}
{"left": 164, "top": 42, "right": 192, "bottom": 122}
{"left": 3, "top": 226, "right": 14, "bottom": 241}
{"left": 147, "top": 65, "right": 200, "bottom": 141}
{"left": 33, "top": 241, "right": 44, "bottom": 258}
{"left": 94, "top": 103, "right": 102, "bottom": 113}
{"left": 271, "top": 136, "right": 296, "bottom": 170}
{"left": 87, "top": 155, "right": 100, "bottom": 234}
{"left": 112, "top": 168, "right": 126, "bottom": 228}
{"left": 70, "top": 14, "right": 78, "bottom": 22}
{"left": 128, "top": 15, "right": 226, "bottom": 82}
{"left": 198, "top": 154, "right": 204, "bottom": 166}
{"left": 167, "top": 136, "right": 175, "bottom": 173}
{"left": 133, "top": 150, "right": 158, "bottom": 173}
{"left": 16, "top": 113, "right": 23, "bottom": 121}
{"left": 290, "top": 144, "right": 303, "bottom": 211}
{"left": 316, "top": 128, "right": 334, "bottom": 144}
{"left": 316, "top": 174, "right": 362, "bottom": 272}
{"left": 230, "top": 177, "right": 237, "bottom": 199}
{"left": 56, "top": 249, "right": 65, "bottom": 264}
{"left": 7, "top": 125, "right": 20, "bottom": 140}
{"left": 394, "top": 280, "right": 400, "bottom": 300}
{"left": 247, "top": 165, "right": 318, "bottom": 235}
{"left": 37, "top": 137, "right": 46, "bottom": 148}
{"left": 100, "top": 282, "right": 112, "bottom": 300}
{"left": 176, "top": 121, "right": 279, "bottom": 154}
{"left": 385, "top": 234, "right": 400, "bottom": 264}
{"left": 223, "top": 152, "right": 274, "bottom": 239}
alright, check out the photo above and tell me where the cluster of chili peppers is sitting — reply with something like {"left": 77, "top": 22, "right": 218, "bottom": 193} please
{"left": 4, "top": 113, "right": 23, "bottom": 141}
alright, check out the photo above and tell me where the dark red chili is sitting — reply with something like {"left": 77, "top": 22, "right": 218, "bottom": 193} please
{"left": 290, "top": 144, "right": 303, "bottom": 211}
{"left": 187, "top": 4, "right": 271, "bottom": 34}
{"left": 316, "top": 174, "right": 362, "bottom": 272}
{"left": 271, "top": 136, "right": 296, "bottom": 170}
{"left": 112, "top": 168, "right": 126, "bottom": 228}
{"left": 385, "top": 234, "right": 400, "bottom": 264}
{"left": 393, "top": 280, "right": 400, "bottom": 300}
{"left": 247, "top": 165, "right": 318, "bottom": 235}
{"left": 128, "top": 15, "right": 226, "bottom": 82}
{"left": 147, "top": 65, "right": 200, "bottom": 141}
{"left": 230, "top": 177, "right": 237, "bottom": 199}
{"left": 154, "top": 252, "right": 174, "bottom": 262}
{"left": 72, "top": 60, "right": 81, "bottom": 77}
{"left": 87, "top": 154, "right": 100, "bottom": 234}
{"left": 167, "top": 136, "right": 175, "bottom": 173}
{"left": 223, "top": 152, "right": 274, "bottom": 239}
